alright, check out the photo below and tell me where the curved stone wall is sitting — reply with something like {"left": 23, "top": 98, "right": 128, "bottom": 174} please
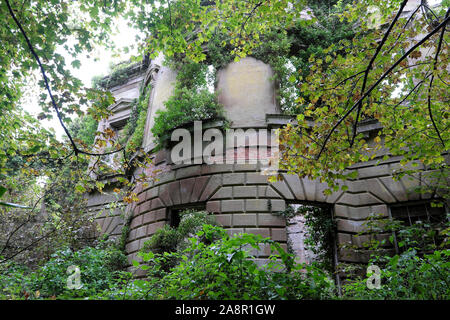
{"left": 87, "top": 55, "right": 446, "bottom": 277}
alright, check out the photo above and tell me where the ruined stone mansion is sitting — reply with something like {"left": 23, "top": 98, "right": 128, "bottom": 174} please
{"left": 85, "top": 47, "right": 447, "bottom": 280}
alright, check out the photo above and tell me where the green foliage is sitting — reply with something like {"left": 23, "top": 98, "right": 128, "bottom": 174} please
{"left": 275, "top": 205, "right": 335, "bottom": 272}
{"left": 96, "top": 224, "right": 335, "bottom": 300}
{"left": 151, "top": 61, "right": 224, "bottom": 147}
{"left": 68, "top": 114, "right": 98, "bottom": 147}
{"left": 189, "top": 1, "right": 354, "bottom": 114}
{"left": 0, "top": 244, "right": 128, "bottom": 299}
{"left": 119, "top": 83, "right": 151, "bottom": 155}
{"left": 341, "top": 211, "right": 449, "bottom": 255}
{"left": 92, "top": 61, "right": 146, "bottom": 89}
{"left": 340, "top": 212, "right": 450, "bottom": 299}
{"left": 0, "top": 260, "right": 31, "bottom": 299}
{"left": 129, "top": 0, "right": 309, "bottom": 62}
{"left": 342, "top": 248, "right": 450, "bottom": 300}
{"left": 141, "top": 210, "right": 214, "bottom": 254}
{"left": 277, "top": 0, "right": 449, "bottom": 197}
{"left": 143, "top": 225, "right": 181, "bottom": 255}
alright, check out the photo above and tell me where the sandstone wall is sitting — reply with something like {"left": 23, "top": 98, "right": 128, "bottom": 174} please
{"left": 88, "top": 54, "right": 446, "bottom": 279}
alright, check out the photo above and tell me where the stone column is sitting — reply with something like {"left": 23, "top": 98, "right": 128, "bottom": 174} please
{"left": 142, "top": 54, "right": 178, "bottom": 151}
{"left": 216, "top": 57, "right": 280, "bottom": 128}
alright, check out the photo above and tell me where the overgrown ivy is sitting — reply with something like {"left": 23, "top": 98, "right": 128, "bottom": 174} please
{"left": 151, "top": 60, "right": 225, "bottom": 148}
{"left": 119, "top": 81, "right": 151, "bottom": 155}
{"left": 92, "top": 60, "right": 148, "bottom": 90}
{"left": 203, "top": 0, "right": 355, "bottom": 114}
{"left": 274, "top": 204, "right": 335, "bottom": 273}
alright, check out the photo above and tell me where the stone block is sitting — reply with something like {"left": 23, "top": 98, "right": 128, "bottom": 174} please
{"left": 334, "top": 204, "right": 349, "bottom": 218}
{"left": 352, "top": 233, "right": 391, "bottom": 248}
{"left": 234, "top": 163, "right": 258, "bottom": 172}
{"left": 142, "top": 211, "right": 156, "bottom": 225}
{"left": 146, "top": 221, "right": 166, "bottom": 235}
{"left": 140, "top": 200, "right": 152, "bottom": 214}
{"left": 270, "top": 179, "right": 294, "bottom": 200}
{"left": 337, "top": 233, "right": 352, "bottom": 245}
{"left": 337, "top": 192, "right": 383, "bottom": 206}
{"left": 223, "top": 173, "right": 246, "bottom": 185}
{"left": 176, "top": 165, "right": 202, "bottom": 179}
{"left": 211, "top": 187, "right": 233, "bottom": 199}
{"left": 246, "top": 199, "right": 269, "bottom": 212}
{"left": 336, "top": 219, "right": 367, "bottom": 233}
{"left": 206, "top": 200, "right": 221, "bottom": 213}
{"left": 266, "top": 186, "right": 282, "bottom": 198}
{"left": 216, "top": 57, "right": 280, "bottom": 127}
{"left": 130, "top": 215, "right": 143, "bottom": 229}
{"left": 364, "top": 178, "right": 397, "bottom": 203}
{"left": 200, "top": 175, "right": 222, "bottom": 201}
{"left": 201, "top": 164, "right": 234, "bottom": 175}
{"left": 271, "top": 228, "right": 287, "bottom": 242}
{"left": 168, "top": 181, "right": 181, "bottom": 205}
{"left": 258, "top": 214, "right": 286, "bottom": 227}
{"left": 283, "top": 174, "right": 305, "bottom": 200}
{"left": 357, "top": 164, "right": 390, "bottom": 179}
{"left": 214, "top": 214, "right": 233, "bottom": 227}
{"left": 150, "top": 198, "right": 165, "bottom": 210}
{"left": 158, "top": 184, "right": 172, "bottom": 206}
{"left": 301, "top": 177, "right": 316, "bottom": 201}
{"left": 154, "top": 208, "right": 167, "bottom": 221}
{"left": 257, "top": 186, "right": 267, "bottom": 197}
{"left": 154, "top": 171, "right": 175, "bottom": 186}
{"left": 233, "top": 186, "right": 257, "bottom": 198}
{"left": 222, "top": 200, "right": 245, "bottom": 212}
{"left": 190, "top": 176, "right": 210, "bottom": 202}
{"left": 180, "top": 178, "right": 195, "bottom": 203}
{"left": 270, "top": 199, "right": 286, "bottom": 212}
{"left": 125, "top": 240, "right": 140, "bottom": 253}
{"left": 246, "top": 172, "right": 270, "bottom": 184}
{"left": 244, "top": 228, "right": 270, "bottom": 238}
{"left": 145, "top": 186, "right": 158, "bottom": 199}
{"left": 232, "top": 214, "right": 257, "bottom": 226}
{"left": 135, "top": 226, "right": 147, "bottom": 239}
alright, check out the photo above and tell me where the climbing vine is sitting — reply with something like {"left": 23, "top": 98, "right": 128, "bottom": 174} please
{"left": 151, "top": 59, "right": 225, "bottom": 148}
{"left": 119, "top": 82, "right": 152, "bottom": 155}
{"left": 195, "top": 0, "right": 355, "bottom": 114}
{"left": 92, "top": 60, "right": 148, "bottom": 90}
{"left": 274, "top": 204, "right": 335, "bottom": 273}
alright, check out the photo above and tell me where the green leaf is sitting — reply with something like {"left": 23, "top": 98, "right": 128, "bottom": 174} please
{"left": 0, "top": 186, "right": 6, "bottom": 198}
{"left": 71, "top": 60, "right": 81, "bottom": 69}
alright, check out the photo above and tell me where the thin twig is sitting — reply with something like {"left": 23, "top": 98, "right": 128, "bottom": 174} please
{"left": 316, "top": 13, "right": 450, "bottom": 159}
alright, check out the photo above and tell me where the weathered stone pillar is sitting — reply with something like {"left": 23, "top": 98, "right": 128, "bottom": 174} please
{"left": 216, "top": 57, "right": 280, "bottom": 128}
{"left": 142, "top": 54, "right": 178, "bottom": 151}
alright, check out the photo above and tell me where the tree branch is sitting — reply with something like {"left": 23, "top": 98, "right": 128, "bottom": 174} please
{"left": 5, "top": 0, "right": 124, "bottom": 158}
{"left": 426, "top": 8, "right": 448, "bottom": 148}
{"left": 316, "top": 13, "right": 450, "bottom": 159}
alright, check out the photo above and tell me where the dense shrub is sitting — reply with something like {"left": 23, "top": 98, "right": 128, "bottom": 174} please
{"left": 0, "top": 261, "right": 31, "bottom": 299}
{"left": 340, "top": 212, "right": 450, "bottom": 300}
{"left": 151, "top": 87, "right": 224, "bottom": 147}
{"left": 341, "top": 248, "right": 450, "bottom": 300}
{"left": 151, "top": 60, "right": 224, "bottom": 148}
{"left": 0, "top": 243, "right": 127, "bottom": 299}
{"left": 94, "top": 224, "right": 335, "bottom": 300}
{"left": 141, "top": 210, "right": 214, "bottom": 254}
{"left": 3, "top": 215, "right": 449, "bottom": 300}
